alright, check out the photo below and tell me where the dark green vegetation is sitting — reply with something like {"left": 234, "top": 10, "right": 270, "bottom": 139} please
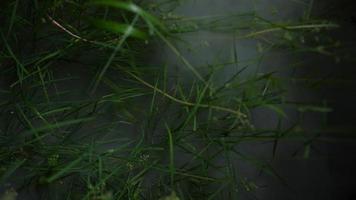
{"left": 0, "top": 0, "right": 343, "bottom": 199}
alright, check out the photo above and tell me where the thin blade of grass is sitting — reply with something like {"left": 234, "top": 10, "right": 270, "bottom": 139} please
{"left": 90, "top": 14, "right": 140, "bottom": 94}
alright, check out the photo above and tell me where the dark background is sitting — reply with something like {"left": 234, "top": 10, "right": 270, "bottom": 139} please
{"left": 314, "top": 0, "right": 356, "bottom": 199}
{"left": 265, "top": 0, "right": 356, "bottom": 199}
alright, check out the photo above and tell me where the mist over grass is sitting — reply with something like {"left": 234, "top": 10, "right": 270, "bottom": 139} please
{"left": 0, "top": 0, "right": 344, "bottom": 199}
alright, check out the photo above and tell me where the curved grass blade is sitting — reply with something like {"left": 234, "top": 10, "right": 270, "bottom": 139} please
{"left": 165, "top": 123, "right": 175, "bottom": 187}
{"left": 88, "top": 0, "right": 167, "bottom": 33}
{"left": 91, "top": 19, "right": 147, "bottom": 39}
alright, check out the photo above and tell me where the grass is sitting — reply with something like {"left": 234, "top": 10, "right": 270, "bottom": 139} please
{"left": 0, "top": 0, "right": 343, "bottom": 199}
